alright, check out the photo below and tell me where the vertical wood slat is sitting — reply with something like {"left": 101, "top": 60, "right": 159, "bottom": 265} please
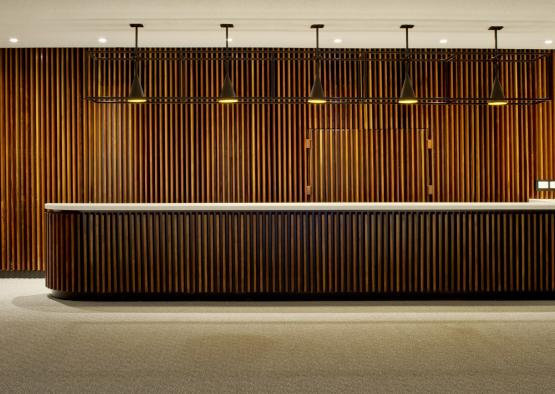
{"left": 46, "top": 210, "right": 555, "bottom": 296}
{"left": 1, "top": 48, "right": 554, "bottom": 271}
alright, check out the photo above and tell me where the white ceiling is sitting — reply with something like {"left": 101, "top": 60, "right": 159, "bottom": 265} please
{"left": 1, "top": 0, "right": 554, "bottom": 48}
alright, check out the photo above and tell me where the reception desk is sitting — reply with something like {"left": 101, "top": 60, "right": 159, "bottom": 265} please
{"left": 45, "top": 203, "right": 555, "bottom": 299}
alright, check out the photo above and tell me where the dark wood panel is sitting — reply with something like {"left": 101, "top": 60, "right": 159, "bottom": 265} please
{"left": 1, "top": 48, "right": 554, "bottom": 271}
{"left": 46, "top": 210, "right": 555, "bottom": 296}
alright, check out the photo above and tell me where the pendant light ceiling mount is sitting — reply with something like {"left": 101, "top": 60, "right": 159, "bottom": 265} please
{"left": 489, "top": 25, "right": 504, "bottom": 60}
{"left": 308, "top": 24, "right": 326, "bottom": 104}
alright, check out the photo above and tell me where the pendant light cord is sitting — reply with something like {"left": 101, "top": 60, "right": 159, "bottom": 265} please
{"left": 404, "top": 26, "right": 409, "bottom": 78}
{"left": 133, "top": 26, "right": 139, "bottom": 80}
{"left": 494, "top": 29, "right": 499, "bottom": 79}
{"left": 315, "top": 26, "right": 321, "bottom": 78}
{"left": 225, "top": 26, "right": 230, "bottom": 78}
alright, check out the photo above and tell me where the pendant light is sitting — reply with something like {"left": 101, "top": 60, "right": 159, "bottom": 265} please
{"left": 127, "top": 23, "right": 147, "bottom": 103}
{"left": 218, "top": 24, "right": 238, "bottom": 104}
{"left": 488, "top": 26, "right": 508, "bottom": 106}
{"left": 308, "top": 24, "right": 326, "bottom": 104}
{"left": 398, "top": 24, "right": 418, "bottom": 104}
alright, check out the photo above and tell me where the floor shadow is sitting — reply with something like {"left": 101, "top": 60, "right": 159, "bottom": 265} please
{"left": 10, "top": 293, "right": 555, "bottom": 316}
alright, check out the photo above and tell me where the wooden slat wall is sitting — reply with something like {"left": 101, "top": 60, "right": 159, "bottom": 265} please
{"left": 1, "top": 48, "right": 555, "bottom": 271}
{"left": 46, "top": 210, "right": 555, "bottom": 295}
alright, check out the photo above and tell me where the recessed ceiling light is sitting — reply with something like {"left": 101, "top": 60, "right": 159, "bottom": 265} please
{"left": 98, "top": 37, "right": 107, "bottom": 44}
{"left": 333, "top": 38, "right": 342, "bottom": 44}
{"left": 545, "top": 39, "right": 553, "bottom": 45}
{"left": 9, "top": 37, "right": 18, "bottom": 43}
{"left": 439, "top": 39, "right": 448, "bottom": 44}
{"left": 226, "top": 37, "right": 232, "bottom": 42}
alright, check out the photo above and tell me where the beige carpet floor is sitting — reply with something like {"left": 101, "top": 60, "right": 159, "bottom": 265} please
{"left": 1, "top": 279, "right": 555, "bottom": 393}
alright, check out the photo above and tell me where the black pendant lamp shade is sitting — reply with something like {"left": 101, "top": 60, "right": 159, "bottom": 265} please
{"left": 309, "top": 75, "right": 326, "bottom": 103}
{"left": 128, "top": 74, "right": 146, "bottom": 102}
{"left": 219, "top": 74, "right": 238, "bottom": 103}
{"left": 399, "top": 75, "right": 418, "bottom": 104}
{"left": 308, "top": 24, "right": 326, "bottom": 104}
{"left": 489, "top": 75, "right": 507, "bottom": 106}
{"left": 398, "top": 24, "right": 418, "bottom": 104}
{"left": 488, "top": 26, "right": 508, "bottom": 106}
{"left": 127, "top": 23, "right": 147, "bottom": 103}
{"left": 218, "top": 24, "right": 238, "bottom": 104}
